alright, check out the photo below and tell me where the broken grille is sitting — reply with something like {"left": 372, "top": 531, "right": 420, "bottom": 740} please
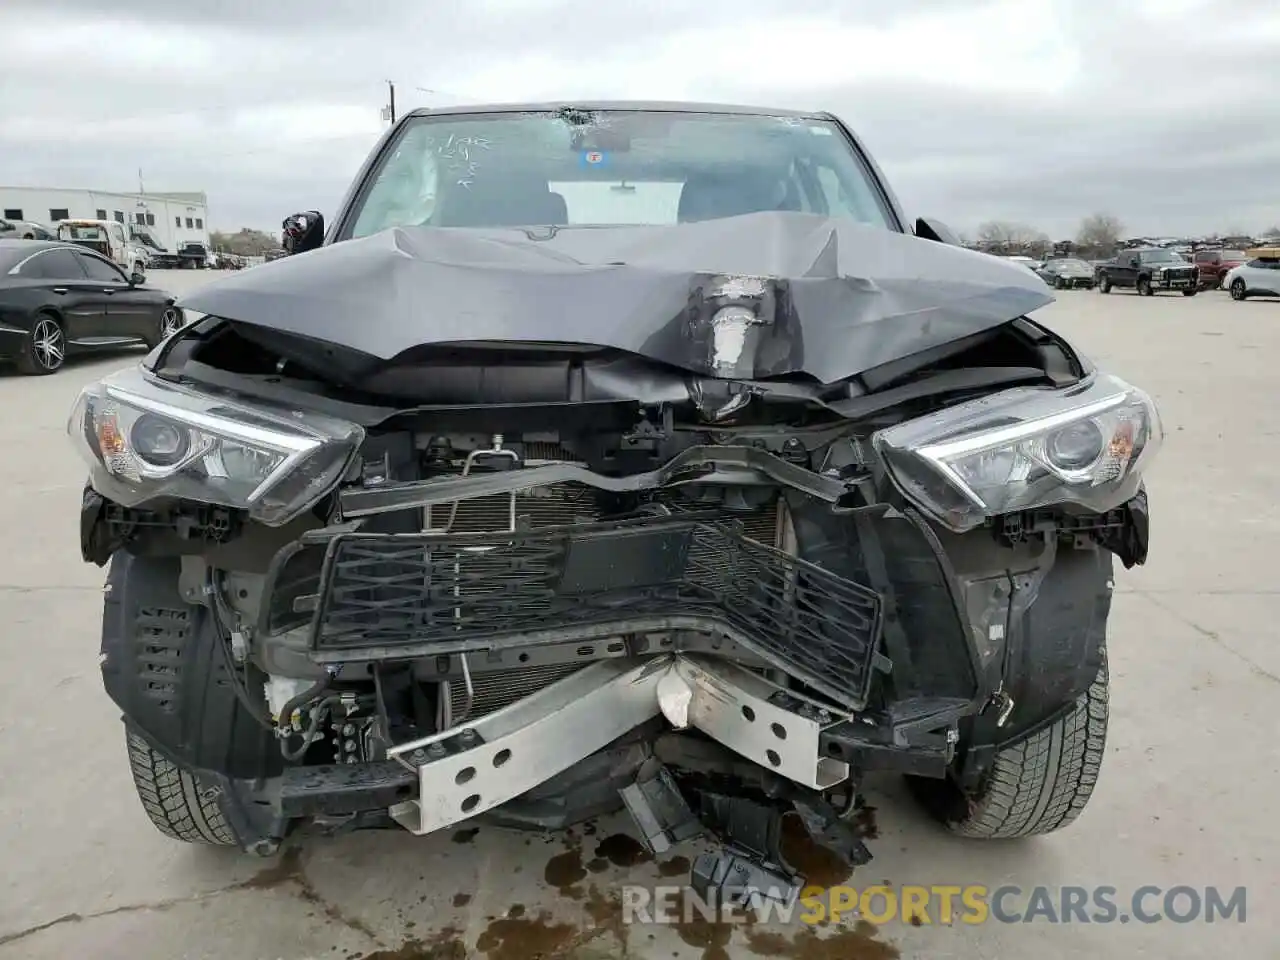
{"left": 305, "top": 516, "right": 884, "bottom": 710}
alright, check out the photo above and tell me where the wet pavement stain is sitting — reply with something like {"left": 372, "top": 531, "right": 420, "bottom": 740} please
{"left": 240, "top": 846, "right": 382, "bottom": 946}
{"left": 594, "top": 833, "right": 653, "bottom": 868}
{"left": 585, "top": 857, "right": 611, "bottom": 873}
{"left": 351, "top": 925, "right": 466, "bottom": 960}
{"left": 778, "top": 815, "right": 853, "bottom": 889}
{"left": 475, "top": 911, "right": 578, "bottom": 960}
{"left": 240, "top": 846, "right": 306, "bottom": 890}
{"left": 743, "top": 919, "right": 899, "bottom": 960}
{"left": 451, "top": 893, "right": 471, "bottom": 908}
{"left": 657, "top": 855, "right": 691, "bottom": 877}
{"left": 545, "top": 848, "right": 588, "bottom": 890}
{"left": 582, "top": 883, "right": 628, "bottom": 952}
{"left": 451, "top": 827, "right": 480, "bottom": 844}
{"left": 672, "top": 914, "right": 734, "bottom": 960}
{"left": 852, "top": 803, "right": 880, "bottom": 841}
{"left": 507, "top": 904, "right": 527, "bottom": 918}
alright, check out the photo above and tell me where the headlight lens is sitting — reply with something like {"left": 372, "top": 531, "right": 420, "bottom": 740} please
{"left": 872, "top": 373, "right": 1161, "bottom": 532}
{"left": 68, "top": 365, "right": 364, "bottom": 525}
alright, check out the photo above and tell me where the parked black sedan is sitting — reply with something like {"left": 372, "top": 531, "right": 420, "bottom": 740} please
{"left": 1036, "top": 257, "right": 1097, "bottom": 289}
{"left": 0, "top": 240, "right": 186, "bottom": 375}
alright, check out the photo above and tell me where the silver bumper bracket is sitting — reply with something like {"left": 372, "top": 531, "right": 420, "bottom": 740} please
{"left": 385, "top": 654, "right": 849, "bottom": 836}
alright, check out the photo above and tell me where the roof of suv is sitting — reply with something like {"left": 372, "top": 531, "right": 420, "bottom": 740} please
{"left": 404, "top": 100, "right": 831, "bottom": 120}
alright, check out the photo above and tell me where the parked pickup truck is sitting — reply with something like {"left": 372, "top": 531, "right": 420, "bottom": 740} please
{"left": 1192, "top": 248, "right": 1248, "bottom": 289}
{"left": 1097, "top": 247, "right": 1199, "bottom": 296}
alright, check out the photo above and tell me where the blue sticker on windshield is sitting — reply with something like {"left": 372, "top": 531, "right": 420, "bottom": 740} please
{"left": 580, "top": 150, "right": 608, "bottom": 167}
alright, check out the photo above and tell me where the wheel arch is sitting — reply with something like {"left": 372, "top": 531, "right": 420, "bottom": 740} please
{"left": 100, "top": 551, "right": 284, "bottom": 782}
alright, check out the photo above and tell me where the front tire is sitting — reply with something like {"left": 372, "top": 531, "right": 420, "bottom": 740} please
{"left": 18, "top": 312, "right": 66, "bottom": 375}
{"left": 1230, "top": 278, "right": 1247, "bottom": 301}
{"left": 1182, "top": 288, "right": 1197, "bottom": 297}
{"left": 1137, "top": 276, "right": 1153, "bottom": 296}
{"left": 1098, "top": 276, "right": 1111, "bottom": 293}
{"left": 911, "top": 656, "right": 1108, "bottom": 838}
{"left": 126, "top": 729, "right": 237, "bottom": 845}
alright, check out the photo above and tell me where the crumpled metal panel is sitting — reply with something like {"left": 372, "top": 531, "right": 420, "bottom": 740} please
{"left": 178, "top": 212, "right": 1053, "bottom": 385}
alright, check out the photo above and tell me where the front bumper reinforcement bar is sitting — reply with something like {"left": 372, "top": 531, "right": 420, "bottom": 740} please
{"left": 384, "top": 654, "right": 849, "bottom": 836}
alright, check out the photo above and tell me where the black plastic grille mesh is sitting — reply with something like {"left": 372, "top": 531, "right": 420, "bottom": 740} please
{"left": 307, "top": 516, "right": 883, "bottom": 709}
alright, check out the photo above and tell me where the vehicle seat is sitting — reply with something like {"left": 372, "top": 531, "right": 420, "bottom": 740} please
{"left": 435, "top": 176, "right": 568, "bottom": 227}
{"left": 677, "top": 171, "right": 796, "bottom": 222}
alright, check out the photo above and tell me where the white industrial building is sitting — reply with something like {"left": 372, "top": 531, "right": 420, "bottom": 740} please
{"left": 0, "top": 186, "right": 210, "bottom": 253}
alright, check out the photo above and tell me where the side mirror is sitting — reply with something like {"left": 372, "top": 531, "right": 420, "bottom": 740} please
{"left": 129, "top": 272, "right": 146, "bottom": 286}
{"left": 282, "top": 211, "right": 324, "bottom": 255}
{"left": 914, "top": 217, "right": 961, "bottom": 246}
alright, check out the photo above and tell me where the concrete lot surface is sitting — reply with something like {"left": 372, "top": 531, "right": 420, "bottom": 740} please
{"left": 0, "top": 269, "right": 1275, "bottom": 959}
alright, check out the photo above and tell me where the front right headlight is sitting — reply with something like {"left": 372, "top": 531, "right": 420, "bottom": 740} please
{"left": 68, "top": 364, "right": 364, "bottom": 526}
{"left": 872, "top": 373, "right": 1161, "bottom": 532}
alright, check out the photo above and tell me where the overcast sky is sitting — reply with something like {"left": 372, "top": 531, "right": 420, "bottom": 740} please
{"left": 2, "top": 0, "right": 1277, "bottom": 238}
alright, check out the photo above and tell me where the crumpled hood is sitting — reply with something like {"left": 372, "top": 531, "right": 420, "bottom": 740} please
{"left": 178, "top": 212, "right": 1054, "bottom": 385}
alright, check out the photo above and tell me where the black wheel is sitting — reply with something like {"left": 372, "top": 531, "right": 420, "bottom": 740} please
{"left": 1054, "top": 277, "right": 1065, "bottom": 290}
{"left": 126, "top": 729, "right": 237, "bottom": 845}
{"left": 1182, "top": 288, "right": 1197, "bottom": 297}
{"left": 909, "top": 655, "right": 1108, "bottom": 838}
{"left": 18, "top": 312, "right": 66, "bottom": 375}
{"left": 1137, "top": 276, "right": 1153, "bottom": 296}
{"left": 1098, "top": 276, "right": 1111, "bottom": 294}
{"left": 1230, "top": 278, "right": 1247, "bottom": 301}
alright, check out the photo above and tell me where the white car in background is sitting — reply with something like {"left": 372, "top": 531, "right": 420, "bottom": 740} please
{"left": 1223, "top": 248, "right": 1280, "bottom": 301}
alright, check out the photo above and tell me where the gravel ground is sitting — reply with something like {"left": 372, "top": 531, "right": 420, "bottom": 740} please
{"left": 0, "top": 269, "right": 1275, "bottom": 959}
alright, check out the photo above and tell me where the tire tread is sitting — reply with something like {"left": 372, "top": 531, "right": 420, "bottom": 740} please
{"left": 126, "top": 730, "right": 235, "bottom": 845}
{"left": 949, "top": 656, "right": 1108, "bottom": 839}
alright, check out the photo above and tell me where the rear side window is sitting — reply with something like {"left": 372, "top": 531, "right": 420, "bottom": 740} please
{"left": 19, "top": 249, "right": 86, "bottom": 280}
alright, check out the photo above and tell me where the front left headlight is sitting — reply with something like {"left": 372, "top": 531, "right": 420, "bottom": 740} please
{"left": 68, "top": 365, "right": 364, "bottom": 526}
{"left": 872, "top": 373, "right": 1161, "bottom": 532}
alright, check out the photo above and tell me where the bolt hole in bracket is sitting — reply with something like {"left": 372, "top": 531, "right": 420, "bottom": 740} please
{"left": 384, "top": 655, "right": 849, "bottom": 836}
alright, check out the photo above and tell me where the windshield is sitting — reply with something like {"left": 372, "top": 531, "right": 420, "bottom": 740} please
{"left": 1221, "top": 250, "right": 1247, "bottom": 260}
{"left": 1140, "top": 249, "right": 1184, "bottom": 263}
{"left": 1054, "top": 259, "right": 1090, "bottom": 270}
{"left": 345, "top": 109, "right": 895, "bottom": 238}
{"left": 58, "top": 224, "right": 105, "bottom": 241}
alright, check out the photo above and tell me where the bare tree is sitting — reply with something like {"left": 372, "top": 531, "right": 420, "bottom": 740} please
{"left": 977, "top": 221, "right": 1049, "bottom": 256}
{"left": 976, "top": 221, "right": 1015, "bottom": 248}
{"left": 1076, "top": 214, "right": 1123, "bottom": 254}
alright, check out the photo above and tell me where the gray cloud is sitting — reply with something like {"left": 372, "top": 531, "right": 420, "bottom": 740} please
{"left": 2, "top": 0, "right": 1277, "bottom": 237}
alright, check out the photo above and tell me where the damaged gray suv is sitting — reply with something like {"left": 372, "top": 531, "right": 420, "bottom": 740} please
{"left": 72, "top": 102, "right": 1157, "bottom": 902}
